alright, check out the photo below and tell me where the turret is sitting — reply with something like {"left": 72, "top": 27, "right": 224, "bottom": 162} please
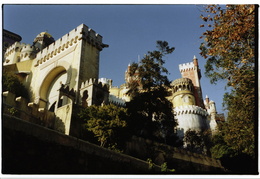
{"left": 20, "top": 44, "right": 37, "bottom": 61}
{"left": 179, "top": 56, "right": 204, "bottom": 108}
{"left": 171, "top": 78, "right": 195, "bottom": 108}
{"left": 33, "top": 32, "right": 55, "bottom": 51}
{"left": 171, "top": 78, "right": 208, "bottom": 138}
{"left": 124, "top": 63, "right": 141, "bottom": 88}
{"left": 204, "top": 95, "right": 218, "bottom": 134}
{"left": 204, "top": 95, "right": 216, "bottom": 114}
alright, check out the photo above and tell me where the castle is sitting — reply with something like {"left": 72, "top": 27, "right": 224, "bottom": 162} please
{"left": 3, "top": 24, "right": 219, "bottom": 140}
{"left": 106, "top": 56, "right": 219, "bottom": 138}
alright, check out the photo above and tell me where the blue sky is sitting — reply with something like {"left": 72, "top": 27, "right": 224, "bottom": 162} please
{"left": 3, "top": 4, "right": 228, "bottom": 114}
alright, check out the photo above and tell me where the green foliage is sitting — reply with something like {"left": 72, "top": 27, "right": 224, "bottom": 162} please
{"left": 126, "top": 41, "right": 177, "bottom": 144}
{"left": 127, "top": 40, "right": 174, "bottom": 95}
{"left": 108, "top": 143, "right": 123, "bottom": 153}
{"left": 210, "top": 126, "right": 234, "bottom": 159}
{"left": 184, "top": 129, "right": 203, "bottom": 154}
{"left": 199, "top": 5, "right": 256, "bottom": 158}
{"left": 160, "top": 162, "right": 168, "bottom": 172}
{"left": 184, "top": 129, "right": 213, "bottom": 155}
{"left": 79, "top": 104, "right": 129, "bottom": 149}
{"left": 160, "top": 162, "right": 175, "bottom": 173}
{"left": 8, "top": 107, "right": 19, "bottom": 117}
{"left": 2, "top": 72, "right": 29, "bottom": 99}
{"left": 146, "top": 158, "right": 154, "bottom": 170}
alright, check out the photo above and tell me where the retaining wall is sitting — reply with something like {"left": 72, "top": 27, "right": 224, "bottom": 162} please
{"left": 2, "top": 115, "right": 162, "bottom": 174}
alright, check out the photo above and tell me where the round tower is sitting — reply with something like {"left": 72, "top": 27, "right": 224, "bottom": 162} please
{"left": 20, "top": 44, "right": 37, "bottom": 61}
{"left": 171, "top": 78, "right": 196, "bottom": 107}
{"left": 171, "top": 78, "right": 208, "bottom": 138}
{"left": 33, "top": 32, "right": 55, "bottom": 51}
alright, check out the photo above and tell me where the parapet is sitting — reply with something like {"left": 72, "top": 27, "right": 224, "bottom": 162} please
{"left": 179, "top": 61, "right": 195, "bottom": 72}
{"left": 109, "top": 94, "right": 126, "bottom": 107}
{"left": 171, "top": 78, "right": 194, "bottom": 94}
{"left": 2, "top": 91, "right": 55, "bottom": 128}
{"left": 59, "top": 84, "right": 76, "bottom": 101}
{"left": 35, "top": 24, "right": 107, "bottom": 67}
{"left": 81, "top": 78, "right": 109, "bottom": 91}
{"left": 4, "top": 42, "right": 22, "bottom": 57}
{"left": 20, "top": 44, "right": 37, "bottom": 61}
{"left": 171, "top": 78, "right": 193, "bottom": 87}
{"left": 174, "top": 105, "right": 208, "bottom": 116}
{"left": 99, "top": 78, "right": 113, "bottom": 88}
{"left": 4, "top": 42, "right": 37, "bottom": 64}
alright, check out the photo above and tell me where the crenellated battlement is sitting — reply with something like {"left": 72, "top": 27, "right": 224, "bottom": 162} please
{"left": 59, "top": 84, "right": 76, "bottom": 101}
{"left": 171, "top": 78, "right": 194, "bottom": 94}
{"left": 179, "top": 61, "right": 195, "bottom": 72}
{"left": 4, "top": 24, "right": 107, "bottom": 67}
{"left": 35, "top": 24, "right": 105, "bottom": 67}
{"left": 174, "top": 105, "right": 208, "bottom": 116}
{"left": 4, "top": 42, "right": 25, "bottom": 57}
{"left": 81, "top": 78, "right": 109, "bottom": 91}
{"left": 4, "top": 42, "right": 38, "bottom": 64}
{"left": 5, "top": 42, "right": 21, "bottom": 56}
{"left": 20, "top": 44, "right": 36, "bottom": 52}
{"left": 171, "top": 78, "right": 193, "bottom": 87}
{"left": 109, "top": 94, "right": 126, "bottom": 107}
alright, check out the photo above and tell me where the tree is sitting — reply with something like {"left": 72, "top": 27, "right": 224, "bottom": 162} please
{"left": 199, "top": 5, "right": 256, "bottom": 159}
{"left": 2, "top": 71, "right": 29, "bottom": 99}
{"left": 183, "top": 129, "right": 212, "bottom": 155}
{"left": 210, "top": 123, "right": 234, "bottom": 159}
{"left": 79, "top": 104, "right": 128, "bottom": 150}
{"left": 126, "top": 41, "right": 177, "bottom": 143}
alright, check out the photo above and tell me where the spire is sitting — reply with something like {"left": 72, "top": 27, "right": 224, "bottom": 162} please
{"left": 193, "top": 55, "right": 198, "bottom": 66}
{"left": 205, "top": 95, "right": 209, "bottom": 104}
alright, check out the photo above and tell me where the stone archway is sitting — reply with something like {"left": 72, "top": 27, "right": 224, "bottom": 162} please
{"left": 39, "top": 66, "right": 67, "bottom": 109}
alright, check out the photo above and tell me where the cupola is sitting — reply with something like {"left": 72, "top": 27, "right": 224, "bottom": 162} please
{"left": 33, "top": 32, "right": 55, "bottom": 51}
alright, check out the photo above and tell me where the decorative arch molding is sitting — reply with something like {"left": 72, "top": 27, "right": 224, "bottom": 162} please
{"left": 35, "top": 60, "right": 72, "bottom": 105}
{"left": 37, "top": 66, "right": 66, "bottom": 108}
{"left": 35, "top": 61, "right": 70, "bottom": 107}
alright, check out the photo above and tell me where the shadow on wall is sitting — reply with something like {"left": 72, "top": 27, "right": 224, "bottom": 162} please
{"left": 54, "top": 117, "right": 65, "bottom": 133}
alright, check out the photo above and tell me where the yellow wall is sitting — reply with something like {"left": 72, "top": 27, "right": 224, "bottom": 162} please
{"left": 172, "top": 90, "right": 195, "bottom": 108}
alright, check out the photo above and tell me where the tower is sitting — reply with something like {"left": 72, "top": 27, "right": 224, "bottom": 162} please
{"left": 204, "top": 95, "right": 218, "bottom": 134}
{"left": 125, "top": 63, "right": 141, "bottom": 87}
{"left": 179, "top": 56, "right": 204, "bottom": 108}
{"left": 125, "top": 63, "right": 132, "bottom": 85}
{"left": 3, "top": 24, "right": 109, "bottom": 137}
{"left": 171, "top": 78, "right": 208, "bottom": 138}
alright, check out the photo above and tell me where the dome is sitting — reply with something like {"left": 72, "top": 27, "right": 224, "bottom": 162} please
{"left": 34, "top": 31, "right": 54, "bottom": 42}
{"left": 37, "top": 32, "right": 53, "bottom": 38}
{"left": 33, "top": 31, "right": 55, "bottom": 50}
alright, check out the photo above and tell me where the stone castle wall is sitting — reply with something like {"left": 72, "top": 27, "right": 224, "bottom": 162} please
{"left": 2, "top": 91, "right": 55, "bottom": 128}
